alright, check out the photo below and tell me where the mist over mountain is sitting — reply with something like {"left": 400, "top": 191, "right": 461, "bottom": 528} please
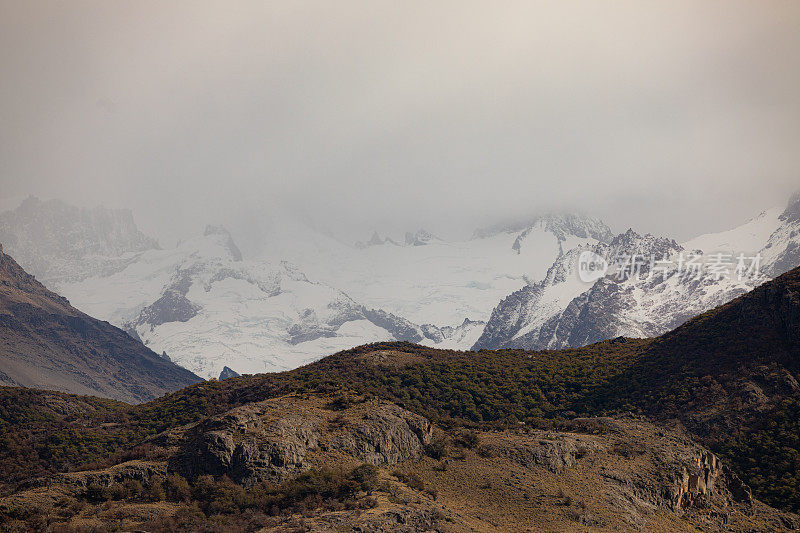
{"left": 2, "top": 3, "right": 800, "bottom": 530}
{"left": 0, "top": 192, "right": 797, "bottom": 381}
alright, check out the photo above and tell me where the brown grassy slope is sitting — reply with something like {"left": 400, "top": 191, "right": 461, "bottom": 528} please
{"left": 1, "top": 394, "right": 797, "bottom": 532}
{"left": 0, "top": 245, "right": 201, "bottom": 403}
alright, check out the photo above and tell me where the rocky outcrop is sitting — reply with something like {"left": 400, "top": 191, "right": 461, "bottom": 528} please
{"left": 420, "top": 318, "right": 486, "bottom": 347}
{"left": 669, "top": 451, "right": 725, "bottom": 509}
{"left": 170, "top": 406, "right": 319, "bottom": 485}
{"left": 203, "top": 225, "right": 243, "bottom": 261}
{"left": 495, "top": 435, "right": 583, "bottom": 473}
{"left": 356, "top": 231, "right": 401, "bottom": 248}
{"left": 219, "top": 366, "right": 240, "bottom": 380}
{"left": 325, "top": 403, "right": 432, "bottom": 465}
{"left": 362, "top": 308, "right": 425, "bottom": 343}
{"left": 404, "top": 229, "right": 438, "bottom": 246}
{"left": 169, "top": 396, "right": 432, "bottom": 486}
{"left": 130, "top": 266, "right": 207, "bottom": 331}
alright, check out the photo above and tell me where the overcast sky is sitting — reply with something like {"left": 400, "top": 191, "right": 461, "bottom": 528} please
{"left": 1, "top": 1, "right": 799, "bottom": 247}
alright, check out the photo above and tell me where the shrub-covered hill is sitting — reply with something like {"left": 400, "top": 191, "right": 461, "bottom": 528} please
{"left": 1, "top": 266, "right": 798, "bottom": 511}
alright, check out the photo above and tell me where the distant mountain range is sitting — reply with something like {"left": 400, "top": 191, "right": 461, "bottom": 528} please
{"left": 0, "top": 242, "right": 200, "bottom": 402}
{"left": 0, "top": 193, "right": 798, "bottom": 379}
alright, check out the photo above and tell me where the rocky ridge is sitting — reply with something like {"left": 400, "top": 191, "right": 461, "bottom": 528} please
{"left": 1, "top": 394, "right": 795, "bottom": 531}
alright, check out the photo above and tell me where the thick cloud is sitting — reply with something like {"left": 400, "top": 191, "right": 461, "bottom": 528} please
{"left": 1, "top": 1, "right": 799, "bottom": 247}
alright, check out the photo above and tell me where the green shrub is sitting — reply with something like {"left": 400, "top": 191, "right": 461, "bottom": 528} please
{"left": 424, "top": 437, "right": 447, "bottom": 460}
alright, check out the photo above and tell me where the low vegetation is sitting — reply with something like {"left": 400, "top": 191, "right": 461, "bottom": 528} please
{"left": 1, "top": 268, "right": 799, "bottom": 515}
{"left": 0, "top": 465, "right": 380, "bottom": 532}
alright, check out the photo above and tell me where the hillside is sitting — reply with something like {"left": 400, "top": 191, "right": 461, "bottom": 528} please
{"left": 0, "top": 266, "right": 798, "bottom": 530}
{"left": 0, "top": 244, "right": 201, "bottom": 403}
{"left": 2, "top": 392, "right": 796, "bottom": 532}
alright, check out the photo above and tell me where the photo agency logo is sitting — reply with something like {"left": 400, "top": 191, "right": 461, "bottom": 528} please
{"left": 612, "top": 252, "right": 762, "bottom": 282}
{"left": 578, "top": 251, "right": 609, "bottom": 282}
{"left": 576, "top": 250, "right": 763, "bottom": 284}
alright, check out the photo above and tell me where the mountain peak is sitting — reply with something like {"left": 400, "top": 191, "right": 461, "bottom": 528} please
{"left": 203, "top": 224, "right": 242, "bottom": 261}
{"left": 780, "top": 191, "right": 800, "bottom": 223}
{"left": 404, "top": 229, "right": 438, "bottom": 246}
{"left": 368, "top": 231, "right": 384, "bottom": 245}
{"left": 219, "top": 366, "right": 240, "bottom": 380}
{"left": 472, "top": 213, "right": 613, "bottom": 243}
{"left": 355, "top": 231, "right": 401, "bottom": 248}
{"left": 0, "top": 197, "right": 159, "bottom": 285}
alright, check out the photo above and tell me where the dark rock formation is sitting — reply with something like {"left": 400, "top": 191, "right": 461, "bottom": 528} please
{"left": 169, "top": 397, "right": 432, "bottom": 486}
{"left": 219, "top": 366, "right": 240, "bottom": 380}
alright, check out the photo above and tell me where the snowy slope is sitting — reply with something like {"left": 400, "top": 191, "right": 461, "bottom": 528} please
{"left": 29, "top": 207, "right": 610, "bottom": 377}
{"left": 55, "top": 226, "right": 427, "bottom": 378}
{"left": 683, "top": 207, "right": 783, "bottom": 255}
{"left": 475, "top": 195, "right": 800, "bottom": 351}
{"left": 43, "top": 220, "right": 497, "bottom": 378}
{"left": 683, "top": 193, "right": 800, "bottom": 278}
{"left": 270, "top": 214, "right": 612, "bottom": 326}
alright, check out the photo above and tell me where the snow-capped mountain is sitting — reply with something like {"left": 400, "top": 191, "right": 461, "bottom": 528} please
{"left": 3, "top": 192, "right": 795, "bottom": 379}
{"left": 471, "top": 213, "right": 613, "bottom": 245}
{"left": 682, "top": 193, "right": 800, "bottom": 277}
{"left": 55, "top": 224, "right": 456, "bottom": 379}
{"left": 475, "top": 195, "right": 800, "bottom": 351}
{"left": 0, "top": 196, "right": 158, "bottom": 288}
{"left": 288, "top": 214, "right": 613, "bottom": 328}
{"left": 0, "top": 198, "right": 614, "bottom": 377}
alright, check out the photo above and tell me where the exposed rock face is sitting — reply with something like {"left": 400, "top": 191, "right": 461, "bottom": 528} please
{"left": 404, "top": 229, "right": 437, "bottom": 246}
{"left": 496, "top": 435, "right": 583, "bottom": 473}
{"left": 564, "top": 418, "right": 756, "bottom": 529}
{"left": 175, "top": 413, "right": 320, "bottom": 485}
{"left": 355, "top": 231, "right": 391, "bottom": 248}
{"left": 474, "top": 229, "right": 761, "bottom": 351}
{"left": 218, "top": 366, "right": 239, "bottom": 380}
{"left": 134, "top": 270, "right": 201, "bottom": 329}
{"left": 362, "top": 308, "right": 425, "bottom": 343}
{"left": 325, "top": 403, "right": 433, "bottom": 466}
{"left": 659, "top": 450, "right": 722, "bottom": 510}
{"left": 169, "top": 396, "right": 432, "bottom": 486}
